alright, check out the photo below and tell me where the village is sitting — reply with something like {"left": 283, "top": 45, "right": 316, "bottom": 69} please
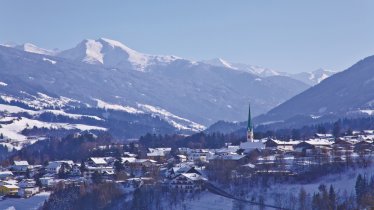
{"left": 0, "top": 125, "right": 373, "bottom": 202}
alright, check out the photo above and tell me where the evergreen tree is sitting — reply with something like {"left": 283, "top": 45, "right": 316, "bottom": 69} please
{"left": 329, "top": 185, "right": 336, "bottom": 210}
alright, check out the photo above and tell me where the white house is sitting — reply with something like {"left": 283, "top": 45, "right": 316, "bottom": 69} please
{"left": 45, "top": 160, "right": 74, "bottom": 174}
{"left": 170, "top": 173, "right": 207, "bottom": 193}
{"left": 11, "top": 161, "right": 30, "bottom": 172}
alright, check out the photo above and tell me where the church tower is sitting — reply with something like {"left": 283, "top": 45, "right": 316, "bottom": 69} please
{"left": 247, "top": 103, "right": 254, "bottom": 142}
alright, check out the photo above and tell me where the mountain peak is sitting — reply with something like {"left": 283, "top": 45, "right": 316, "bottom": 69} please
{"left": 202, "top": 58, "right": 238, "bottom": 70}
{"left": 59, "top": 38, "right": 181, "bottom": 71}
{"left": 3, "top": 42, "right": 57, "bottom": 56}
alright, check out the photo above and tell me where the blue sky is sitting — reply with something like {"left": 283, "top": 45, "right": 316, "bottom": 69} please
{"left": 1, "top": 0, "right": 374, "bottom": 73}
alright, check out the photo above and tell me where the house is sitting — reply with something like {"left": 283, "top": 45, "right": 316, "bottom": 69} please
{"left": 294, "top": 139, "right": 332, "bottom": 154}
{"left": 354, "top": 141, "right": 373, "bottom": 152}
{"left": 88, "top": 157, "right": 108, "bottom": 167}
{"left": 40, "top": 177, "right": 58, "bottom": 188}
{"left": 175, "top": 155, "right": 187, "bottom": 163}
{"left": 265, "top": 139, "right": 300, "bottom": 151}
{"left": 294, "top": 141, "right": 315, "bottom": 153}
{"left": 45, "top": 160, "right": 74, "bottom": 174}
{"left": 0, "top": 184, "right": 19, "bottom": 196}
{"left": 146, "top": 150, "right": 166, "bottom": 162}
{"left": 18, "top": 179, "right": 36, "bottom": 188}
{"left": 18, "top": 179, "right": 39, "bottom": 198}
{"left": 315, "top": 133, "right": 334, "bottom": 139}
{"left": 170, "top": 173, "right": 206, "bottom": 193}
{"left": 166, "top": 165, "right": 201, "bottom": 179}
{"left": 11, "top": 161, "right": 30, "bottom": 172}
{"left": 187, "top": 149, "right": 213, "bottom": 162}
{"left": 147, "top": 148, "right": 171, "bottom": 162}
{"left": 239, "top": 140, "right": 265, "bottom": 154}
{"left": 0, "top": 171, "right": 14, "bottom": 180}
{"left": 18, "top": 186, "right": 39, "bottom": 198}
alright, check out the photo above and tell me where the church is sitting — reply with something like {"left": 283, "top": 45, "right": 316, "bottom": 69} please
{"left": 240, "top": 104, "right": 265, "bottom": 153}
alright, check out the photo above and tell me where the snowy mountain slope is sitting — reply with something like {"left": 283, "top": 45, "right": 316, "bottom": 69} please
{"left": 10, "top": 43, "right": 57, "bottom": 56}
{"left": 0, "top": 40, "right": 308, "bottom": 126}
{"left": 255, "top": 54, "right": 374, "bottom": 126}
{"left": 201, "top": 58, "right": 336, "bottom": 85}
{"left": 58, "top": 38, "right": 180, "bottom": 71}
{"left": 202, "top": 58, "right": 282, "bottom": 77}
{"left": 0, "top": 90, "right": 204, "bottom": 142}
{"left": 290, "top": 68, "right": 336, "bottom": 86}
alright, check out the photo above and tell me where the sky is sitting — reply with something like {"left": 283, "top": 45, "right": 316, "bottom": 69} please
{"left": 1, "top": 0, "right": 374, "bottom": 73}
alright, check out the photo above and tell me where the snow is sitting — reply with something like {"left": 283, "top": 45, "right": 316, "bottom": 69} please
{"left": 0, "top": 103, "right": 102, "bottom": 121}
{"left": 174, "top": 192, "right": 234, "bottom": 210}
{"left": 42, "top": 110, "right": 102, "bottom": 121}
{"left": 138, "top": 104, "right": 205, "bottom": 132}
{"left": 95, "top": 99, "right": 143, "bottom": 114}
{"left": 12, "top": 43, "right": 57, "bottom": 56}
{"left": 0, "top": 92, "right": 79, "bottom": 110}
{"left": 42, "top": 57, "right": 56, "bottom": 64}
{"left": 0, "top": 117, "right": 106, "bottom": 144}
{"left": 359, "top": 109, "right": 374, "bottom": 115}
{"left": 0, "top": 191, "right": 50, "bottom": 210}
{"left": 59, "top": 38, "right": 180, "bottom": 72}
{"left": 201, "top": 58, "right": 281, "bottom": 77}
{"left": 83, "top": 39, "right": 104, "bottom": 64}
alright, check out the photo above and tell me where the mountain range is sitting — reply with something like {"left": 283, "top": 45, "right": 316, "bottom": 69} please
{"left": 0, "top": 38, "right": 336, "bottom": 142}
{"left": 202, "top": 58, "right": 335, "bottom": 86}
{"left": 254, "top": 54, "right": 374, "bottom": 128}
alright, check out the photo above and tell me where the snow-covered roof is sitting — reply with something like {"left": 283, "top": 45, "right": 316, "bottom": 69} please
{"left": 134, "top": 159, "right": 157, "bottom": 163}
{"left": 0, "top": 171, "right": 13, "bottom": 176}
{"left": 240, "top": 141, "right": 265, "bottom": 149}
{"left": 180, "top": 173, "right": 207, "bottom": 181}
{"left": 13, "top": 161, "right": 29, "bottom": 166}
{"left": 210, "top": 154, "right": 245, "bottom": 161}
{"left": 315, "top": 133, "right": 333, "bottom": 138}
{"left": 2, "top": 184, "right": 19, "bottom": 189}
{"left": 147, "top": 151, "right": 165, "bottom": 157}
{"left": 268, "top": 139, "right": 300, "bottom": 145}
{"left": 303, "top": 139, "right": 333, "bottom": 146}
{"left": 89, "top": 157, "right": 107, "bottom": 165}
{"left": 121, "top": 157, "right": 136, "bottom": 163}
{"left": 241, "top": 163, "right": 256, "bottom": 168}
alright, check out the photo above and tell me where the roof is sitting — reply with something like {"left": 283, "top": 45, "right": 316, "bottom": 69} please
{"left": 2, "top": 185, "right": 19, "bottom": 189}
{"left": 147, "top": 151, "right": 165, "bottom": 157}
{"left": 240, "top": 141, "right": 265, "bottom": 149}
{"left": 241, "top": 163, "right": 256, "bottom": 168}
{"left": 89, "top": 157, "right": 107, "bottom": 165}
{"left": 267, "top": 139, "right": 300, "bottom": 146}
{"left": 210, "top": 154, "right": 245, "bottom": 161}
{"left": 121, "top": 157, "right": 136, "bottom": 163}
{"left": 0, "top": 171, "right": 13, "bottom": 176}
{"left": 135, "top": 159, "right": 157, "bottom": 163}
{"left": 13, "top": 161, "right": 29, "bottom": 166}
{"left": 179, "top": 173, "right": 207, "bottom": 181}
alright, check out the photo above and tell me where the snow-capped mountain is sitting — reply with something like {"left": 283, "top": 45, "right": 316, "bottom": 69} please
{"left": 255, "top": 54, "right": 374, "bottom": 127}
{"left": 290, "top": 68, "right": 336, "bottom": 86}
{"left": 0, "top": 39, "right": 309, "bottom": 128}
{"left": 58, "top": 38, "right": 180, "bottom": 71}
{"left": 12, "top": 43, "right": 58, "bottom": 56}
{"left": 201, "top": 58, "right": 336, "bottom": 85}
{"left": 202, "top": 58, "right": 282, "bottom": 77}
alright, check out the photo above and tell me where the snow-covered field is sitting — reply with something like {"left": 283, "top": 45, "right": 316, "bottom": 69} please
{"left": 0, "top": 117, "right": 106, "bottom": 149}
{"left": 0, "top": 192, "right": 50, "bottom": 210}
{"left": 175, "top": 192, "right": 234, "bottom": 210}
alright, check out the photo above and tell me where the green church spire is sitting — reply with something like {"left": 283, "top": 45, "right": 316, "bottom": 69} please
{"left": 247, "top": 104, "right": 253, "bottom": 130}
{"left": 247, "top": 103, "right": 254, "bottom": 142}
